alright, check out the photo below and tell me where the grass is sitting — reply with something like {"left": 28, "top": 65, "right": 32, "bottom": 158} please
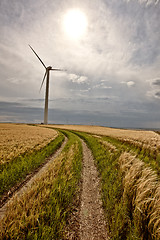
{"left": 119, "top": 152, "right": 160, "bottom": 239}
{"left": 0, "top": 130, "right": 82, "bottom": 240}
{"left": 101, "top": 135, "right": 160, "bottom": 176}
{"left": 1, "top": 126, "right": 160, "bottom": 239}
{"left": 73, "top": 131, "right": 128, "bottom": 239}
{"left": 49, "top": 124, "right": 160, "bottom": 150}
{"left": 73, "top": 130, "right": 160, "bottom": 240}
{"left": 0, "top": 132, "right": 64, "bottom": 200}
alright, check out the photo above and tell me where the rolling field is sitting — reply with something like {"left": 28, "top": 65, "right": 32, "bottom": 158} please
{"left": 0, "top": 124, "right": 64, "bottom": 201}
{"left": 0, "top": 130, "right": 82, "bottom": 239}
{"left": 1, "top": 123, "right": 160, "bottom": 239}
{"left": 75, "top": 131, "right": 160, "bottom": 239}
{"left": 49, "top": 124, "right": 160, "bottom": 149}
{"left": 0, "top": 123, "right": 58, "bottom": 165}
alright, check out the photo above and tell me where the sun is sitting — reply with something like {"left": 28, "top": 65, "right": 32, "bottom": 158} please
{"left": 63, "top": 9, "right": 88, "bottom": 39}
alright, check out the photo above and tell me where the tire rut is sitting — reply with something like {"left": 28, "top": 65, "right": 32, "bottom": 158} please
{"left": 79, "top": 140, "right": 109, "bottom": 240}
{"left": 0, "top": 136, "right": 67, "bottom": 220}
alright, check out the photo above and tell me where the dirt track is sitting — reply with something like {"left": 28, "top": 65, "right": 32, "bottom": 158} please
{"left": 79, "top": 140, "right": 109, "bottom": 240}
{"left": 0, "top": 135, "right": 109, "bottom": 239}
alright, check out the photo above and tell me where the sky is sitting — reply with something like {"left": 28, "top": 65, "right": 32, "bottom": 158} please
{"left": 0, "top": 0, "right": 160, "bottom": 129}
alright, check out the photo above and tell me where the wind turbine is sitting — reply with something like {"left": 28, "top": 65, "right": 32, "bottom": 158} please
{"left": 29, "top": 45, "right": 65, "bottom": 125}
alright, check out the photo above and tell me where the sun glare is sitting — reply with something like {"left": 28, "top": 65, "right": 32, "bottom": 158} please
{"left": 63, "top": 9, "right": 88, "bottom": 39}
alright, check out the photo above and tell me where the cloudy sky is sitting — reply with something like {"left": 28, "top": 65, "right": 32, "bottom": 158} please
{"left": 0, "top": 0, "right": 160, "bottom": 128}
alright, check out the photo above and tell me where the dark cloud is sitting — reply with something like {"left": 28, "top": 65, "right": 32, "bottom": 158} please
{"left": 0, "top": 101, "right": 22, "bottom": 108}
{"left": 23, "top": 98, "right": 44, "bottom": 102}
{"left": 1, "top": 99, "right": 160, "bottom": 129}
{"left": 152, "top": 79, "right": 160, "bottom": 86}
{"left": 155, "top": 92, "right": 160, "bottom": 97}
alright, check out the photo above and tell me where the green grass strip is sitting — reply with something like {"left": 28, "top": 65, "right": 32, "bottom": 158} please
{"left": 0, "top": 132, "right": 64, "bottom": 199}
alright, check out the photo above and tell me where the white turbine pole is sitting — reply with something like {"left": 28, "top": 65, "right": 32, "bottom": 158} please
{"left": 44, "top": 69, "right": 49, "bottom": 124}
{"left": 29, "top": 45, "right": 65, "bottom": 125}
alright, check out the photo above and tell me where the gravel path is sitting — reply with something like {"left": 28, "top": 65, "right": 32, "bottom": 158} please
{"left": 79, "top": 140, "right": 109, "bottom": 240}
{"left": 0, "top": 137, "right": 67, "bottom": 221}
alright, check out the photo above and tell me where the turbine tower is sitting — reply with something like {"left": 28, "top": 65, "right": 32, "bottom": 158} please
{"left": 29, "top": 45, "right": 65, "bottom": 124}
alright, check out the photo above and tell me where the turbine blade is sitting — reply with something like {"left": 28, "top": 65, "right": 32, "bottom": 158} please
{"left": 39, "top": 71, "right": 47, "bottom": 92}
{"left": 51, "top": 68, "right": 67, "bottom": 71}
{"left": 29, "top": 45, "right": 46, "bottom": 69}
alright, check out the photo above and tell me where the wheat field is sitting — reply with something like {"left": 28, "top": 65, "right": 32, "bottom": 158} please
{"left": 45, "top": 124, "right": 160, "bottom": 150}
{"left": 0, "top": 124, "right": 58, "bottom": 164}
{"left": 1, "top": 123, "right": 160, "bottom": 239}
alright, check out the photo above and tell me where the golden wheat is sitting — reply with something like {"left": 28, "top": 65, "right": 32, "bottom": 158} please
{"left": 99, "top": 140, "right": 117, "bottom": 152}
{"left": 0, "top": 152, "right": 64, "bottom": 237}
{"left": 46, "top": 124, "right": 160, "bottom": 150}
{"left": 0, "top": 141, "right": 79, "bottom": 238}
{"left": 0, "top": 124, "right": 58, "bottom": 164}
{"left": 119, "top": 152, "right": 160, "bottom": 239}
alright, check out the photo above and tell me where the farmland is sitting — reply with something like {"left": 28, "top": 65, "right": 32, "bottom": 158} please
{"left": 0, "top": 130, "right": 82, "bottom": 239}
{"left": 0, "top": 124, "right": 64, "bottom": 201}
{"left": 75, "top": 131, "right": 160, "bottom": 239}
{"left": 0, "top": 123, "right": 58, "bottom": 165}
{"left": 1, "top": 123, "right": 160, "bottom": 239}
{"left": 50, "top": 124, "right": 160, "bottom": 149}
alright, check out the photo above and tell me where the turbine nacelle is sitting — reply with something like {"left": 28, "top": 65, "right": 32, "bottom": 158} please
{"left": 47, "top": 66, "right": 52, "bottom": 71}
